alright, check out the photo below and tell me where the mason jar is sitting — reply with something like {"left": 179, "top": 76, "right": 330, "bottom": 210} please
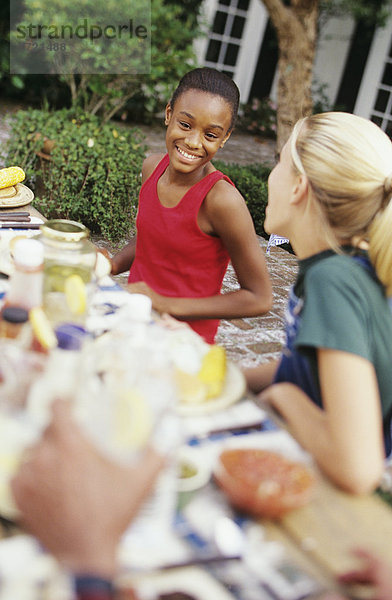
{"left": 39, "top": 219, "right": 97, "bottom": 326}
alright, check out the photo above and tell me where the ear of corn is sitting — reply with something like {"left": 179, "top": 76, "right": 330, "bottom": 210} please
{"left": 0, "top": 167, "right": 25, "bottom": 190}
{"left": 198, "top": 345, "right": 227, "bottom": 398}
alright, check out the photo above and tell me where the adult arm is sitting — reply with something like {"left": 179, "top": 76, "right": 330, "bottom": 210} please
{"left": 128, "top": 181, "right": 273, "bottom": 320}
{"left": 259, "top": 349, "right": 385, "bottom": 494}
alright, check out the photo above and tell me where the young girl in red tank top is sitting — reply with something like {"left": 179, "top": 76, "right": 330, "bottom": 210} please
{"left": 111, "top": 67, "right": 272, "bottom": 343}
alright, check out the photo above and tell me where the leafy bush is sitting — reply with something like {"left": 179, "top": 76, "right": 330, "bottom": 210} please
{"left": 213, "top": 160, "right": 271, "bottom": 237}
{"left": 238, "top": 97, "right": 277, "bottom": 139}
{"left": 5, "top": 107, "right": 147, "bottom": 242}
{"left": 8, "top": 0, "right": 201, "bottom": 122}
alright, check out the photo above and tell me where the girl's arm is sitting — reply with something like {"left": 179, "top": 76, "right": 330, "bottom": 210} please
{"left": 128, "top": 181, "right": 273, "bottom": 319}
{"left": 110, "top": 237, "right": 136, "bottom": 276}
{"left": 260, "top": 349, "right": 385, "bottom": 494}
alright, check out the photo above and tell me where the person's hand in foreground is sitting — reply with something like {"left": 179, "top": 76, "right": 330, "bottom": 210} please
{"left": 11, "top": 399, "right": 164, "bottom": 580}
{"left": 316, "top": 549, "right": 392, "bottom": 600}
{"left": 337, "top": 549, "right": 392, "bottom": 600}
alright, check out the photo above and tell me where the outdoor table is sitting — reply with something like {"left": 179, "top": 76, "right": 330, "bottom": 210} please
{"left": 0, "top": 201, "right": 45, "bottom": 222}
{"left": 117, "top": 392, "right": 392, "bottom": 599}
{"left": 258, "top": 424, "right": 392, "bottom": 595}
{"left": 1, "top": 201, "right": 392, "bottom": 598}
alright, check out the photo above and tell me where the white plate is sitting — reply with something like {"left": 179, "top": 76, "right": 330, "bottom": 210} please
{"left": 0, "top": 224, "right": 43, "bottom": 276}
{"left": 177, "top": 361, "right": 246, "bottom": 417}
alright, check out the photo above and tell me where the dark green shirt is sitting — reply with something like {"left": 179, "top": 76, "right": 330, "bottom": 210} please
{"left": 275, "top": 249, "right": 392, "bottom": 455}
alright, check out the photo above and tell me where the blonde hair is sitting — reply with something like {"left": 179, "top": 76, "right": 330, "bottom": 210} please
{"left": 291, "top": 112, "right": 392, "bottom": 294}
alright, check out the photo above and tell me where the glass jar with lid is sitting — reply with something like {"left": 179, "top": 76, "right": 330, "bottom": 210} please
{"left": 39, "top": 219, "right": 97, "bottom": 326}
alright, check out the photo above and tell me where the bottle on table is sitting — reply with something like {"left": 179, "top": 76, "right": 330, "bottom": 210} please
{"left": 0, "top": 305, "right": 32, "bottom": 348}
{"left": 5, "top": 238, "right": 44, "bottom": 311}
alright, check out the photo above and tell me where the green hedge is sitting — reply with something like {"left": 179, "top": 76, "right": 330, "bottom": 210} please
{"left": 4, "top": 109, "right": 273, "bottom": 243}
{"left": 5, "top": 108, "right": 146, "bottom": 243}
{"left": 213, "top": 160, "right": 271, "bottom": 237}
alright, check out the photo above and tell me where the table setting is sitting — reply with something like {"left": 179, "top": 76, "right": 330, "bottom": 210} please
{"left": 0, "top": 185, "right": 391, "bottom": 600}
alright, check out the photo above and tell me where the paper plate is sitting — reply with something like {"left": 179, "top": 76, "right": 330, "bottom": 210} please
{"left": 0, "top": 223, "right": 43, "bottom": 276}
{"left": 176, "top": 361, "right": 247, "bottom": 417}
{"left": 0, "top": 184, "right": 34, "bottom": 208}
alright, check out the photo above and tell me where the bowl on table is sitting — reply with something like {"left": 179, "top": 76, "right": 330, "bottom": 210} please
{"left": 214, "top": 448, "right": 315, "bottom": 519}
{"left": 176, "top": 446, "right": 211, "bottom": 510}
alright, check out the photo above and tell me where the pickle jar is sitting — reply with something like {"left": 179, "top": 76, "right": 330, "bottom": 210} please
{"left": 39, "top": 219, "right": 97, "bottom": 326}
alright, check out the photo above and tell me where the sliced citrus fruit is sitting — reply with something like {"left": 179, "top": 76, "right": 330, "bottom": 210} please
{"left": 29, "top": 306, "right": 57, "bottom": 350}
{"left": 65, "top": 274, "right": 87, "bottom": 315}
{"left": 114, "top": 388, "right": 153, "bottom": 450}
{"left": 174, "top": 368, "right": 207, "bottom": 404}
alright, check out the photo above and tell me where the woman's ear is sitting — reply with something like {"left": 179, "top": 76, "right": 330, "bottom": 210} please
{"left": 164, "top": 103, "right": 172, "bottom": 126}
{"left": 290, "top": 174, "right": 309, "bottom": 206}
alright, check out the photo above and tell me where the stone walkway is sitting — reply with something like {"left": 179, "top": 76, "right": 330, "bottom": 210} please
{"left": 0, "top": 102, "right": 295, "bottom": 367}
{"left": 216, "top": 243, "right": 297, "bottom": 368}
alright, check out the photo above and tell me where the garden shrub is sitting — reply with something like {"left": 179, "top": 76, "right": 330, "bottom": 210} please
{"left": 238, "top": 97, "right": 277, "bottom": 139}
{"left": 5, "top": 107, "right": 147, "bottom": 243}
{"left": 213, "top": 160, "right": 271, "bottom": 237}
{"left": 8, "top": 0, "right": 201, "bottom": 123}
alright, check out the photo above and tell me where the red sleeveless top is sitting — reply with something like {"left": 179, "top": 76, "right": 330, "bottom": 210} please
{"left": 128, "top": 154, "right": 234, "bottom": 343}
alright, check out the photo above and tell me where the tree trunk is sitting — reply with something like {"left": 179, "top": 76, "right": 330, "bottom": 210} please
{"left": 260, "top": 0, "right": 319, "bottom": 152}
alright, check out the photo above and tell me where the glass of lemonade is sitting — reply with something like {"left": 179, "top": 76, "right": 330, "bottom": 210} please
{"left": 39, "top": 220, "right": 97, "bottom": 326}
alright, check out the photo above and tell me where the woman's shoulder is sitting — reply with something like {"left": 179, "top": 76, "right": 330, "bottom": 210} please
{"left": 305, "top": 252, "right": 379, "bottom": 296}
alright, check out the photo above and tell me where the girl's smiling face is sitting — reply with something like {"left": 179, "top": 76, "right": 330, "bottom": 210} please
{"left": 165, "top": 89, "right": 232, "bottom": 172}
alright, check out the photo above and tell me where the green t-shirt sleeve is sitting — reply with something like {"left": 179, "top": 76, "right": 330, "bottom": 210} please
{"left": 296, "top": 259, "right": 372, "bottom": 360}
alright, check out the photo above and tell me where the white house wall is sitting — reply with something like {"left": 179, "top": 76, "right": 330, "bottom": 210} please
{"left": 355, "top": 14, "right": 392, "bottom": 119}
{"left": 194, "top": 0, "right": 269, "bottom": 104}
{"left": 194, "top": 0, "right": 217, "bottom": 62}
{"left": 196, "top": 1, "right": 392, "bottom": 130}
{"left": 234, "top": 0, "right": 269, "bottom": 102}
{"left": 312, "top": 15, "right": 355, "bottom": 107}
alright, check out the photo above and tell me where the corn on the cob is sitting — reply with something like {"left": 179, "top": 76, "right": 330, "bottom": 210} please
{"left": 0, "top": 167, "right": 25, "bottom": 190}
{"left": 198, "top": 344, "right": 227, "bottom": 398}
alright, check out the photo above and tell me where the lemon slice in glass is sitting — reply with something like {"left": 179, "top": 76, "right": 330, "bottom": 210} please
{"left": 29, "top": 306, "right": 58, "bottom": 350}
{"left": 65, "top": 274, "right": 87, "bottom": 315}
{"left": 115, "top": 388, "right": 153, "bottom": 451}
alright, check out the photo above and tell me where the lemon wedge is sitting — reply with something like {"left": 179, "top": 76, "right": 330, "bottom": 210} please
{"left": 65, "top": 274, "right": 87, "bottom": 315}
{"left": 29, "top": 306, "right": 58, "bottom": 350}
{"left": 115, "top": 388, "right": 153, "bottom": 451}
{"left": 174, "top": 368, "right": 207, "bottom": 404}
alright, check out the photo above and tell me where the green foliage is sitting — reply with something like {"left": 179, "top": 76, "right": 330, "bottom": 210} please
{"left": 125, "top": 0, "right": 202, "bottom": 122}
{"left": 376, "top": 487, "right": 392, "bottom": 508}
{"left": 321, "top": 0, "right": 391, "bottom": 25}
{"left": 5, "top": 107, "right": 147, "bottom": 242}
{"left": 213, "top": 160, "right": 271, "bottom": 237}
{"left": 238, "top": 98, "right": 277, "bottom": 139}
{"left": 311, "top": 80, "right": 333, "bottom": 113}
{"left": 8, "top": 0, "right": 201, "bottom": 121}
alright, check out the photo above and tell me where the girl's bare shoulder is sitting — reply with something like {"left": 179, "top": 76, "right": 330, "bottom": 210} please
{"left": 207, "top": 175, "right": 245, "bottom": 208}
{"left": 142, "top": 153, "right": 166, "bottom": 181}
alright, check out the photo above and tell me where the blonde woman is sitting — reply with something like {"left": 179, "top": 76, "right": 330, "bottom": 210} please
{"left": 245, "top": 112, "right": 392, "bottom": 494}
